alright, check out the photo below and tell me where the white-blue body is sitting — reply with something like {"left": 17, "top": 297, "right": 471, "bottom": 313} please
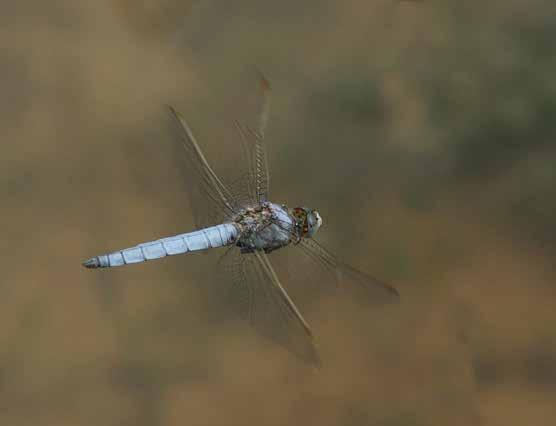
{"left": 83, "top": 203, "right": 295, "bottom": 268}
{"left": 83, "top": 223, "right": 239, "bottom": 268}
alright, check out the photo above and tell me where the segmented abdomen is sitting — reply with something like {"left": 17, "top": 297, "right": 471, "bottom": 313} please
{"left": 82, "top": 223, "right": 239, "bottom": 269}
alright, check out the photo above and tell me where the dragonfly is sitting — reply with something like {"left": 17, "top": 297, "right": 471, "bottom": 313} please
{"left": 82, "top": 72, "right": 399, "bottom": 365}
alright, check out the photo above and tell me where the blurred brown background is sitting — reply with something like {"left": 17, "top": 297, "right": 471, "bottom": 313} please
{"left": 2, "top": 0, "right": 556, "bottom": 425}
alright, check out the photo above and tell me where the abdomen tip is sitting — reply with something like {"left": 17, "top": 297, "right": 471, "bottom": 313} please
{"left": 82, "top": 257, "right": 100, "bottom": 269}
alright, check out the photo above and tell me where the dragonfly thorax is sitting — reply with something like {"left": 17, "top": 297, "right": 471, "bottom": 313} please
{"left": 233, "top": 202, "right": 295, "bottom": 253}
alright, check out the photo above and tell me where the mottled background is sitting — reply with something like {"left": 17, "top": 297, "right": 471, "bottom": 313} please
{"left": 2, "top": 1, "right": 556, "bottom": 425}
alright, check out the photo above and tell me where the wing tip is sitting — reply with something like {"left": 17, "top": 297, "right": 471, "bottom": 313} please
{"left": 166, "top": 104, "right": 194, "bottom": 134}
{"left": 260, "top": 75, "right": 271, "bottom": 91}
{"left": 307, "top": 352, "right": 323, "bottom": 370}
{"left": 165, "top": 104, "right": 178, "bottom": 116}
{"left": 253, "top": 65, "right": 271, "bottom": 91}
{"left": 389, "top": 285, "right": 401, "bottom": 301}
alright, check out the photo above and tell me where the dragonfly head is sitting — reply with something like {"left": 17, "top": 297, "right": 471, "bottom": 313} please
{"left": 291, "top": 207, "right": 323, "bottom": 238}
{"left": 307, "top": 209, "right": 323, "bottom": 237}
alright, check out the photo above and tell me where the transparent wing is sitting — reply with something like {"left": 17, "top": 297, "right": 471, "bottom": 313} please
{"left": 233, "top": 68, "right": 271, "bottom": 204}
{"left": 297, "top": 238, "right": 400, "bottom": 302}
{"left": 237, "top": 212, "right": 399, "bottom": 302}
{"left": 216, "top": 247, "right": 321, "bottom": 366}
{"left": 167, "top": 105, "right": 239, "bottom": 228}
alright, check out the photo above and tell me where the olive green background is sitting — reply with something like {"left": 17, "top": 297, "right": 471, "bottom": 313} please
{"left": 2, "top": 1, "right": 556, "bottom": 425}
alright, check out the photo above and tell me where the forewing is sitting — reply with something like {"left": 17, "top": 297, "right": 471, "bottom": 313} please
{"left": 234, "top": 69, "right": 271, "bottom": 204}
{"left": 297, "top": 238, "right": 400, "bottom": 303}
{"left": 217, "top": 248, "right": 321, "bottom": 366}
{"left": 167, "top": 106, "right": 239, "bottom": 228}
